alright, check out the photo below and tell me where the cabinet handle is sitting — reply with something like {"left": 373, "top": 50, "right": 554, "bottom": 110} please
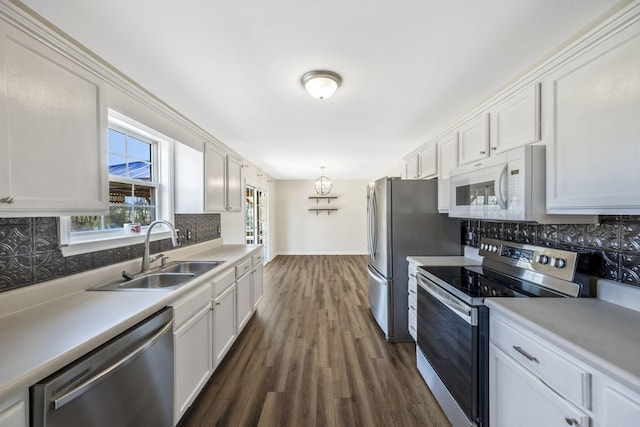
{"left": 565, "top": 417, "right": 579, "bottom": 425}
{"left": 0, "top": 197, "right": 14, "bottom": 204}
{"left": 513, "top": 346, "right": 539, "bottom": 363}
{"left": 409, "top": 305, "right": 416, "bottom": 311}
{"left": 480, "top": 150, "right": 486, "bottom": 155}
{"left": 409, "top": 289, "right": 416, "bottom": 294}
{"left": 491, "top": 146, "right": 497, "bottom": 151}
{"left": 409, "top": 326, "right": 416, "bottom": 332}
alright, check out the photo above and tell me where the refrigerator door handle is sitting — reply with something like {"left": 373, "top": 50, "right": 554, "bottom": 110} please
{"left": 371, "top": 189, "right": 378, "bottom": 259}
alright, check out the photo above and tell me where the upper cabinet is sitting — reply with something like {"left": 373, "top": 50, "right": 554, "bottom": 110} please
{"left": 457, "top": 113, "right": 490, "bottom": 166}
{"left": 0, "top": 20, "right": 108, "bottom": 216}
{"left": 204, "top": 143, "right": 226, "bottom": 212}
{"left": 437, "top": 132, "right": 459, "bottom": 212}
{"left": 544, "top": 12, "right": 640, "bottom": 214}
{"left": 489, "top": 83, "right": 540, "bottom": 155}
{"left": 405, "top": 143, "right": 437, "bottom": 180}
{"left": 175, "top": 141, "right": 243, "bottom": 213}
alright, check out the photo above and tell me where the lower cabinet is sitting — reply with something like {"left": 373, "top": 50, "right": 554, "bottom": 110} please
{"left": 212, "top": 282, "right": 237, "bottom": 368}
{"left": 252, "top": 256, "right": 264, "bottom": 309}
{"left": 490, "top": 344, "right": 589, "bottom": 427}
{"left": 236, "top": 271, "right": 252, "bottom": 333}
{"left": 172, "top": 285, "right": 213, "bottom": 424}
{"left": 0, "top": 390, "right": 28, "bottom": 427}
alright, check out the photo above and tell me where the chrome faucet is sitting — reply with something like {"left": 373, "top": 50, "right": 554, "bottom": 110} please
{"left": 141, "top": 220, "right": 179, "bottom": 273}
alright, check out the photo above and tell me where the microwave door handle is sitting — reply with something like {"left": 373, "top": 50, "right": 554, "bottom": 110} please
{"left": 496, "top": 164, "right": 508, "bottom": 209}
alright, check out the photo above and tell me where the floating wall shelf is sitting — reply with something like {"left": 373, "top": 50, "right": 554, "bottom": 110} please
{"left": 308, "top": 196, "right": 338, "bottom": 204}
{"left": 309, "top": 208, "right": 338, "bottom": 215}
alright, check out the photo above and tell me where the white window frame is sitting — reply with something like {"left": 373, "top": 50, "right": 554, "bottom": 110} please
{"left": 59, "top": 110, "right": 175, "bottom": 256}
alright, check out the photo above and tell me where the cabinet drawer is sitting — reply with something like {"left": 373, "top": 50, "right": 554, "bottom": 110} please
{"left": 491, "top": 315, "right": 591, "bottom": 408}
{"left": 408, "top": 310, "right": 417, "bottom": 341}
{"left": 212, "top": 268, "right": 235, "bottom": 298}
{"left": 235, "top": 258, "right": 252, "bottom": 279}
{"left": 252, "top": 253, "right": 263, "bottom": 266}
{"left": 172, "top": 284, "right": 212, "bottom": 329}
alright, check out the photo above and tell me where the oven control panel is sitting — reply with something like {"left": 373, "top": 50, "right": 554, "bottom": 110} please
{"left": 479, "top": 238, "right": 578, "bottom": 282}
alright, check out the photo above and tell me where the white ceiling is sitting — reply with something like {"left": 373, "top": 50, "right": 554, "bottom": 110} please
{"left": 19, "top": 0, "right": 621, "bottom": 180}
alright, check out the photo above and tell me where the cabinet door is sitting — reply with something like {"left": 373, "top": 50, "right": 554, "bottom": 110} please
{"left": 436, "top": 132, "right": 459, "bottom": 212}
{"left": 0, "top": 391, "right": 28, "bottom": 427}
{"left": 458, "top": 113, "right": 489, "bottom": 166}
{"left": 405, "top": 155, "right": 419, "bottom": 179}
{"left": 236, "top": 272, "right": 253, "bottom": 332}
{"left": 544, "top": 19, "right": 640, "bottom": 214}
{"left": 226, "top": 156, "right": 243, "bottom": 211}
{"left": 418, "top": 144, "right": 437, "bottom": 179}
{"left": 489, "top": 83, "right": 540, "bottom": 154}
{"left": 252, "top": 263, "right": 264, "bottom": 309}
{"left": 490, "top": 344, "right": 590, "bottom": 427}
{"left": 174, "top": 142, "right": 204, "bottom": 213}
{"left": 204, "top": 143, "right": 226, "bottom": 212}
{"left": 602, "top": 384, "right": 640, "bottom": 426}
{"left": 213, "top": 283, "right": 236, "bottom": 367}
{"left": 0, "top": 21, "right": 107, "bottom": 216}
{"left": 174, "top": 305, "right": 213, "bottom": 423}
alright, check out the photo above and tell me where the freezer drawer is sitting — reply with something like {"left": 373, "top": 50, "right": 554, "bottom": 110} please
{"left": 368, "top": 266, "right": 390, "bottom": 338}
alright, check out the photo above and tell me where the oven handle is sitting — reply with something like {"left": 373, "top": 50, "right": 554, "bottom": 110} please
{"left": 418, "top": 274, "right": 475, "bottom": 325}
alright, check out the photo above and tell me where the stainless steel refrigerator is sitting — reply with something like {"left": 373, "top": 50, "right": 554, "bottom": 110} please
{"left": 367, "top": 177, "right": 462, "bottom": 342}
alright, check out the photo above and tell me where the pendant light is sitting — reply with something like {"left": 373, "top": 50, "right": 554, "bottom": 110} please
{"left": 314, "top": 166, "right": 332, "bottom": 195}
{"left": 301, "top": 70, "right": 342, "bottom": 100}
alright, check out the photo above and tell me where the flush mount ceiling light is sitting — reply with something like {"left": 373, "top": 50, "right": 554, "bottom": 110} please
{"left": 314, "top": 166, "right": 333, "bottom": 195}
{"left": 301, "top": 70, "right": 342, "bottom": 100}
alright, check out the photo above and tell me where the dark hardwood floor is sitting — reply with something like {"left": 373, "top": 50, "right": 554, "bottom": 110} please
{"left": 178, "top": 255, "right": 451, "bottom": 427}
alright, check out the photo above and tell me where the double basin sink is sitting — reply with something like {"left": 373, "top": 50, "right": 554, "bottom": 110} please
{"left": 89, "top": 261, "right": 224, "bottom": 291}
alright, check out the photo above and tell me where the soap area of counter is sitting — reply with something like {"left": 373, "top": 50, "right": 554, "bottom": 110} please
{"left": 0, "top": 239, "right": 262, "bottom": 404}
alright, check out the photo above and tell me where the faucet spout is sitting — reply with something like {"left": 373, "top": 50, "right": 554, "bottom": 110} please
{"left": 141, "top": 220, "right": 179, "bottom": 273}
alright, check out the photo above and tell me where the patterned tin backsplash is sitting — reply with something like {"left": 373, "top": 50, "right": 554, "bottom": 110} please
{"left": 462, "top": 216, "right": 640, "bottom": 287}
{"left": 0, "top": 213, "right": 221, "bottom": 292}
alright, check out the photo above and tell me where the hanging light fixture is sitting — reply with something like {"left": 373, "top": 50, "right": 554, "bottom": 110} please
{"left": 301, "top": 70, "right": 342, "bottom": 100}
{"left": 314, "top": 166, "right": 333, "bottom": 195}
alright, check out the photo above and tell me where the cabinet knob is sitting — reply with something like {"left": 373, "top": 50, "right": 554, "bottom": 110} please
{"left": 0, "top": 196, "right": 14, "bottom": 204}
{"left": 491, "top": 146, "right": 497, "bottom": 151}
{"left": 480, "top": 150, "right": 486, "bottom": 155}
{"left": 564, "top": 417, "right": 579, "bottom": 425}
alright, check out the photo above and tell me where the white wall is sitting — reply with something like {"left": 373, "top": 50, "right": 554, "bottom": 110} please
{"left": 274, "top": 180, "right": 368, "bottom": 255}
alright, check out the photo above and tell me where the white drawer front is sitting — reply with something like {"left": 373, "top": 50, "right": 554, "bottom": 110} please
{"left": 252, "top": 253, "right": 263, "bottom": 266}
{"left": 408, "top": 310, "right": 417, "bottom": 341}
{"left": 172, "top": 284, "right": 212, "bottom": 329}
{"left": 212, "top": 268, "right": 235, "bottom": 298}
{"left": 235, "top": 258, "right": 252, "bottom": 279}
{"left": 491, "top": 315, "right": 591, "bottom": 409}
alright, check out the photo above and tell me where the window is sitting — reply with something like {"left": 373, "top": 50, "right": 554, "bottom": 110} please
{"left": 71, "top": 127, "right": 158, "bottom": 232}
{"left": 59, "top": 111, "right": 174, "bottom": 256}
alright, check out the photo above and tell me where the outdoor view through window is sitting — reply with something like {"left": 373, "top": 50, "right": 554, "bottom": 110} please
{"left": 71, "top": 127, "right": 157, "bottom": 232}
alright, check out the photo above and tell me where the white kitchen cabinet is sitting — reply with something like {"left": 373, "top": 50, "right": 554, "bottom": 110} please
{"left": 490, "top": 344, "right": 590, "bottom": 427}
{"left": 489, "top": 83, "right": 540, "bottom": 154}
{"left": 436, "top": 132, "right": 459, "bottom": 212}
{"left": 226, "top": 156, "right": 243, "bottom": 212}
{"left": 204, "top": 142, "right": 227, "bottom": 212}
{"left": 252, "top": 253, "right": 264, "bottom": 310}
{"left": 212, "top": 282, "right": 236, "bottom": 368}
{"left": 236, "top": 258, "right": 253, "bottom": 333}
{"left": 0, "top": 20, "right": 107, "bottom": 217}
{"left": 174, "top": 142, "right": 204, "bottom": 213}
{"left": 457, "top": 113, "right": 490, "bottom": 166}
{"left": 600, "top": 382, "right": 640, "bottom": 426}
{"left": 0, "top": 390, "right": 28, "bottom": 427}
{"left": 418, "top": 144, "right": 437, "bottom": 179}
{"left": 405, "top": 154, "right": 419, "bottom": 179}
{"left": 407, "top": 262, "right": 418, "bottom": 342}
{"left": 172, "top": 284, "right": 213, "bottom": 424}
{"left": 543, "top": 14, "right": 640, "bottom": 214}
{"left": 405, "top": 144, "right": 437, "bottom": 180}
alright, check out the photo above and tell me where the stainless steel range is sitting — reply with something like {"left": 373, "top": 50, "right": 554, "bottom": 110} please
{"left": 416, "top": 238, "right": 592, "bottom": 427}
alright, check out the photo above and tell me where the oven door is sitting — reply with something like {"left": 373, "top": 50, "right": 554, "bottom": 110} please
{"left": 417, "top": 273, "right": 479, "bottom": 426}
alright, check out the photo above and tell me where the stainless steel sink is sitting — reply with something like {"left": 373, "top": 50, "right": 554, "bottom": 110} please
{"left": 161, "top": 261, "right": 223, "bottom": 275}
{"left": 89, "top": 273, "right": 195, "bottom": 292}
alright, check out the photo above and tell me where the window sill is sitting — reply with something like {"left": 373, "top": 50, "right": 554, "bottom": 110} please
{"left": 60, "top": 229, "right": 172, "bottom": 257}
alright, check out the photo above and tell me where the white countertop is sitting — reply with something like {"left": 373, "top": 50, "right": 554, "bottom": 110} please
{"left": 0, "top": 242, "right": 261, "bottom": 402}
{"left": 486, "top": 298, "right": 640, "bottom": 395}
{"left": 407, "top": 255, "right": 483, "bottom": 267}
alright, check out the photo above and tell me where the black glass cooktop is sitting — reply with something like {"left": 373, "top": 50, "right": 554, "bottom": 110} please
{"left": 419, "top": 265, "right": 566, "bottom": 301}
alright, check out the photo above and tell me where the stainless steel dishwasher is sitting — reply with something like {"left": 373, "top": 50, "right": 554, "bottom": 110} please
{"left": 31, "top": 307, "right": 174, "bottom": 427}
